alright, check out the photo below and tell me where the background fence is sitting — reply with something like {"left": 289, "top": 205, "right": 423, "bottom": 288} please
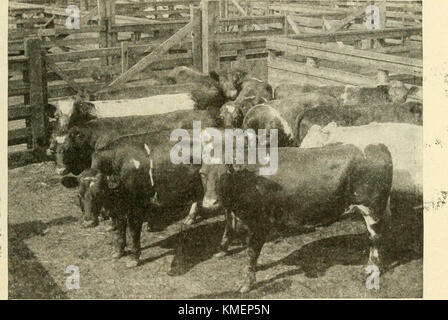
{"left": 8, "top": 0, "right": 422, "bottom": 165}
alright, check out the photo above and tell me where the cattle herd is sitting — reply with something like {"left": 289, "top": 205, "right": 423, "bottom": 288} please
{"left": 45, "top": 66, "right": 422, "bottom": 294}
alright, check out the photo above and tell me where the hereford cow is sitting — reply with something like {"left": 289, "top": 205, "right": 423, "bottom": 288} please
{"left": 196, "top": 144, "right": 393, "bottom": 293}
{"left": 295, "top": 102, "right": 422, "bottom": 144}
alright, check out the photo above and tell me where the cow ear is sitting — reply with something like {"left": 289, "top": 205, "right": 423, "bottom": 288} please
{"left": 209, "top": 71, "right": 220, "bottom": 82}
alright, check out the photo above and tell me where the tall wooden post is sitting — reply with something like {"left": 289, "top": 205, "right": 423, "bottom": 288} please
{"left": 202, "top": 0, "right": 220, "bottom": 73}
{"left": 191, "top": 5, "right": 203, "bottom": 72}
{"left": 25, "top": 38, "right": 49, "bottom": 151}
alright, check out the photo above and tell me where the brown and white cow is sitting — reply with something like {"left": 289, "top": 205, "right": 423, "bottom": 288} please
{"left": 197, "top": 144, "right": 393, "bottom": 293}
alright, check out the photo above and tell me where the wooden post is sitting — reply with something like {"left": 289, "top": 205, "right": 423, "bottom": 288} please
{"left": 191, "top": 5, "right": 203, "bottom": 72}
{"left": 202, "top": 0, "right": 220, "bottom": 73}
{"left": 377, "top": 69, "right": 389, "bottom": 84}
{"left": 121, "top": 41, "right": 129, "bottom": 73}
{"left": 284, "top": 14, "right": 289, "bottom": 36}
{"left": 98, "top": 0, "right": 107, "bottom": 49}
{"left": 306, "top": 57, "right": 318, "bottom": 68}
{"left": 25, "top": 38, "right": 49, "bottom": 151}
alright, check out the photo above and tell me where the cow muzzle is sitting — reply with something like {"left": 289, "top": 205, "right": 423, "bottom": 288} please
{"left": 202, "top": 197, "right": 220, "bottom": 210}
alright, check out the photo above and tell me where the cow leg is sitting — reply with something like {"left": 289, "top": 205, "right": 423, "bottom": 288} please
{"left": 112, "top": 215, "right": 127, "bottom": 259}
{"left": 215, "top": 209, "right": 234, "bottom": 257}
{"left": 184, "top": 202, "right": 200, "bottom": 225}
{"left": 356, "top": 205, "right": 384, "bottom": 269}
{"left": 126, "top": 212, "right": 143, "bottom": 268}
{"left": 240, "top": 230, "right": 266, "bottom": 294}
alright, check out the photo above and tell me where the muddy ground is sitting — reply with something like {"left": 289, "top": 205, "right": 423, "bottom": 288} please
{"left": 8, "top": 161, "right": 422, "bottom": 299}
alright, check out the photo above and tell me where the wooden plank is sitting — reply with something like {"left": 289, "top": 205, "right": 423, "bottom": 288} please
{"left": 267, "top": 38, "right": 422, "bottom": 76}
{"left": 25, "top": 38, "right": 49, "bottom": 150}
{"left": 229, "top": 0, "right": 247, "bottom": 15}
{"left": 110, "top": 21, "right": 189, "bottom": 33}
{"left": 8, "top": 128, "right": 31, "bottom": 146}
{"left": 325, "top": 5, "right": 366, "bottom": 31}
{"left": 9, "top": 105, "right": 32, "bottom": 121}
{"left": 191, "top": 5, "right": 202, "bottom": 72}
{"left": 219, "top": 15, "right": 283, "bottom": 25}
{"left": 268, "top": 55, "right": 376, "bottom": 86}
{"left": 286, "top": 14, "right": 302, "bottom": 34}
{"left": 286, "top": 27, "right": 421, "bottom": 43}
{"left": 47, "top": 62, "right": 86, "bottom": 95}
{"left": 105, "top": 21, "right": 193, "bottom": 91}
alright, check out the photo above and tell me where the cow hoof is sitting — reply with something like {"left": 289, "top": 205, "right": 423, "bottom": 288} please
{"left": 126, "top": 259, "right": 139, "bottom": 268}
{"left": 214, "top": 251, "right": 228, "bottom": 258}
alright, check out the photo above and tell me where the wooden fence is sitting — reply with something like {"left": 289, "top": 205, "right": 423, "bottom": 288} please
{"left": 8, "top": 0, "right": 422, "bottom": 164}
{"left": 266, "top": 27, "right": 422, "bottom": 96}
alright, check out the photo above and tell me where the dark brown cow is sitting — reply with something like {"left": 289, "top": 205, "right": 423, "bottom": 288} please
{"left": 198, "top": 144, "right": 393, "bottom": 293}
{"left": 50, "top": 109, "right": 214, "bottom": 175}
{"left": 216, "top": 78, "right": 273, "bottom": 128}
{"left": 85, "top": 142, "right": 156, "bottom": 268}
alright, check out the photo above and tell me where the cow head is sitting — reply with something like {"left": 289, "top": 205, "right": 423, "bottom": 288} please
{"left": 55, "top": 126, "right": 94, "bottom": 176}
{"left": 213, "top": 69, "right": 248, "bottom": 100}
{"left": 77, "top": 169, "right": 105, "bottom": 228}
{"left": 199, "top": 163, "right": 228, "bottom": 211}
{"left": 48, "top": 97, "right": 97, "bottom": 153}
{"left": 216, "top": 102, "right": 244, "bottom": 128}
{"left": 388, "top": 81, "right": 409, "bottom": 103}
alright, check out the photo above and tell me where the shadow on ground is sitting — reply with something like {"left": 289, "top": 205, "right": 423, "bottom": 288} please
{"left": 8, "top": 216, "right": 77, "bottom": 299}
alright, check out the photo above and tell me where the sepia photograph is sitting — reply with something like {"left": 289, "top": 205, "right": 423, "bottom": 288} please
{"left": 4, "top": 0, "right": 429, "bottom": 300}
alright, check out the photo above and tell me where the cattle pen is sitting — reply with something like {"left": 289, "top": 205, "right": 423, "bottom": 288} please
{"left": 7, "top": 0, "right": 423, "bottom": 300}
{"left": 8, "top": 0, "right": 422, "bottom": 167}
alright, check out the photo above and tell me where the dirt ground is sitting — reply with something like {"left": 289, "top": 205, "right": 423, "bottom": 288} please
{"left": 8, "top": 161, "right": 422, "bottom": 299}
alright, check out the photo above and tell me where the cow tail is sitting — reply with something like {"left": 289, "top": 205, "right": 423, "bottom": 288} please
{"left": 363, "top": 143, "right": 394, "bottom": 203}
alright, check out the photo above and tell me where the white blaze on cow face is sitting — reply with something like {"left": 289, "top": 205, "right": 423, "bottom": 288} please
{"left": 131, "top": 159, "right": 141, "bottom": 169}
{"left": 55, "top": 135, "right": 67, "bottom": 144}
